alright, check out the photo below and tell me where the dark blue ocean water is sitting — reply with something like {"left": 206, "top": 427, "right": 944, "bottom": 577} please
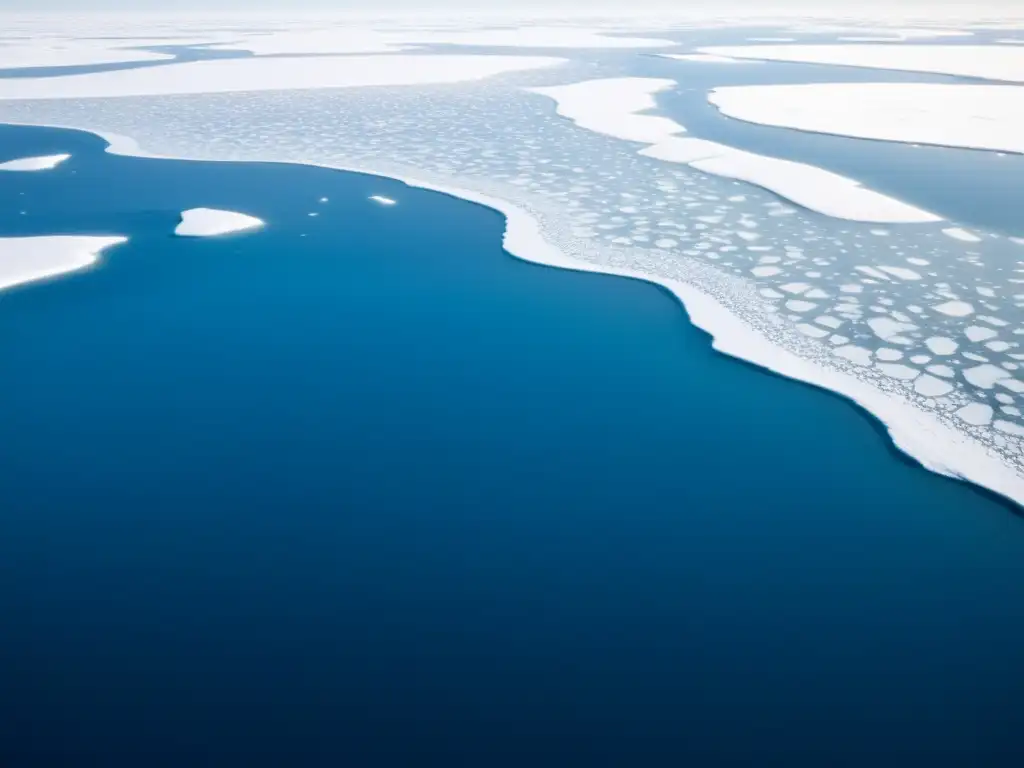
{"left": 2, "top": 124, "right": 1024, "bottom": 767}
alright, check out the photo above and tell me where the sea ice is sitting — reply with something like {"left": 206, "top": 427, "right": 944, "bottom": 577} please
{"left": 698, "top": 44, "right": 1024, "bottom": 81}
{"left": 933, "top": 301, "right": 975, "bottom": 317}
{"left": 0, "top": 55, "right": 567, "bottom": 99}
{"left": 0, "top": 153, "right": 70, "bottom": 171}
{"left": 708, "top": 83, "right": 1024, "bottom": 155}
{"left": 0, "top": 235, "right": 126, "bottom": 292}
{"left": 957, "top": 402, "right": 994, "bottom": 426}
{"left": 175, "top": 208, "right": 264, "bottom": 237}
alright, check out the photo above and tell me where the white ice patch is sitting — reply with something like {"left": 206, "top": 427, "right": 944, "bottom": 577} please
{"left": 963, "top": 363, "right": 1011, "bottom": 389}
{"left": 957, "top": 402, "right": 994, "bottom": 426}
{"left": 529, "top": 78, "right": 683, "bottom": 145}
{"left": 0, "top": 234, "right": 126, "bottom": 292}
{"left": 657, "top": 53, "right": 745, "bottom": 64}
{"left": 878, "top": 265, "right": 922, "bottom": 280}
{"left": 0, "top": 55, "right": 567, "bottom": 99}
{"left": 943, "top": 227, "right": 982, "bottom": 243}
{"left": 698, "top": 44, "right": 1024, "bottom": 82}
{"left": 175, "top": 208, "right": 264, "bottom": 237}
{"left": 929, "top": 337, "right": 958, "bottom": 356}
{"left": 707, "top": 82, "right": 1024, "bottom": 155}
{"left": 933, "top": 301, "right": 975, "bottom": 317}
{"left": 0, "top": 153, "right": 70, "bottom": 171}
{"left": 965, "top": 325, "right": 998, "bottom": 342}
{"left": 867, "top": 316, "right": 918, "bottom": 342}
{"left": 369, "top": 195, "right": 396, "bottom": 205}
{"left": 914, "top": 375, "right": 954, "bottom": 397}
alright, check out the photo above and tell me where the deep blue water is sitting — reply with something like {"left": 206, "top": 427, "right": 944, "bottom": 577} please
{"left": 2, "top": 124, "right": 1024, "bottom": 767}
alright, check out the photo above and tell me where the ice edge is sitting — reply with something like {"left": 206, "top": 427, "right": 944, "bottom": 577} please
{"left": 23, "top": 122, "right": 1024, "bottom": 509}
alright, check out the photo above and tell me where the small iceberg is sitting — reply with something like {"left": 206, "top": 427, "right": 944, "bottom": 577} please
{"left": 0, "top": 153, "right": 70, "bottom": 171}
{"left": 369, "top": 195, "right": 397, "bottom": 205}
{"left": 175, "top": 207, "right": 264, "bottom": 237}
{"left": 1, "top": 235, "right": 126, "bottom": 292}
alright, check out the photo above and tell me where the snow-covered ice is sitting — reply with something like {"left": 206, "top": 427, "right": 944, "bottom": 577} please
{"left": 175, "top": 208, "right": 264, "bottom": 237}
{"left": 709, "top": 83, "right": 1024, "bottom": 155}
{"left": 698, "top": 44, "right": 1024, "bottom": 81}
{"left": 0, "top": 235, "right": 126, "bottom": 292}
{"left": 0, "top": 153, "right": 69, "bottom": 171}
{"left": 0, "top": 55, "right": 567, "bottom": 100}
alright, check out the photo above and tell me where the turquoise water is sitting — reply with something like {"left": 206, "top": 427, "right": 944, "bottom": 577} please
{"left": 2, "top": 124, "right": 1024, "bottom": 766}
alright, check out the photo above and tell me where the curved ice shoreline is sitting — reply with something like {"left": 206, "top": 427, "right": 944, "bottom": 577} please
{"left": 14, "top": 122, "right": 1024, "bottom": 508}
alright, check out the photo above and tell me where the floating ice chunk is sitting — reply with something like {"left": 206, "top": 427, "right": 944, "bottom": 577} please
{"left": 867, "top": 316, "right": 918, "bottom": 342}
{"left": 0, "top": 153, "right": 70, "bottom": 171}
{"left": 0, "top": 235, "right": 126, "bottom": 292}
{"left": 963, "top": 363, "right": 1011, "bottom": 389}
{"left": 641, "top": 137, "right": 940, "bottom": 223}
{"left": 877, "top": 363, "right": 920, "bottom": 380}
{"left": 655, "top": 238, "right": 678, "bottom": 248}
{"left": 965, "top": 325, "right": 997, "bottom": 342}
{"left": 833, "top": 345, "right": 873, "bottom": 366}
{"left": 997, "top": 378, "right": 1024, "bottom": 393}
{"left": 878, "top": 265, "right": 922, "bottom": 280}
{"left": 927, "top": 364, "right": 955, "bottom": 378}
{"left": 933, "top": 300, "right": 974, "bottom": 317}
{"left": 914, "top": 375, "right": 954, "bottom": 397}
{"left": 751, "top": 266, "right": 782, "bottom": 277}
{"left": 876, "top": 348, "right": 904, "bottom": 361}
{"left": 815, "top": 316, "right": 843, "bottom": 329}
{"left": 780, "top": 282, "right": 812, "bottom": 294}
{"left": 786, "top": 300, "right": 817, "bottom": 312}
{"left": 995, "top": 420, "right": 1024, "bottom": 436}
{"left": 369, "top": 196, "right": 397, "bottom": 205}
{"left": 957, "top": 402, "right": 994, "bottom": 426}
{"left": 175, "top": 208, "right": 264, "bottom": 237}
{"left": 942, "top": 227, "right": 982, "bottom": 243}
{"left": 855, "top": 265, "right": 892, "bottom": 280}
{"left": 925, "top": 336, "right": 958, "bottom": 355}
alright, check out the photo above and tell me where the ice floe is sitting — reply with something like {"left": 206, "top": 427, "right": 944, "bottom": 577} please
{"left": 0, "top": 153, "right": 69, "bottom": 171}
{"left": 708, "top": 83, "right": 1024, "bottom": 155}
{"left": 369, "top": 195, "right": 397, "bottom": 205}
{"left": 175, "top": 208, "right": 264, "bottom": 237}
{"left": 0, "top": 41, "right": 173, "bottom": 70}
{"left": 0, "top": 55, "right": 567, "bottom": 99}
{"left": 210, "top": 26, "right": 674, "bottom": 56}
{"left": 528, "top": 78, "right": 683, "bottom": 144}
{"left": 699, "top": 44, "right": 1024, "bottom": 81}
{"left": 657, "top": 53, "right": 746, "bottom": 64}
{"left": 0, "top": 235, "right": 126, "bottom": 292}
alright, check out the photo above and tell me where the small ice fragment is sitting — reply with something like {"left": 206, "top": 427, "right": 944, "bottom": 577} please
{"left": 933, "top": 301, "right": 974, "bottom": 317}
